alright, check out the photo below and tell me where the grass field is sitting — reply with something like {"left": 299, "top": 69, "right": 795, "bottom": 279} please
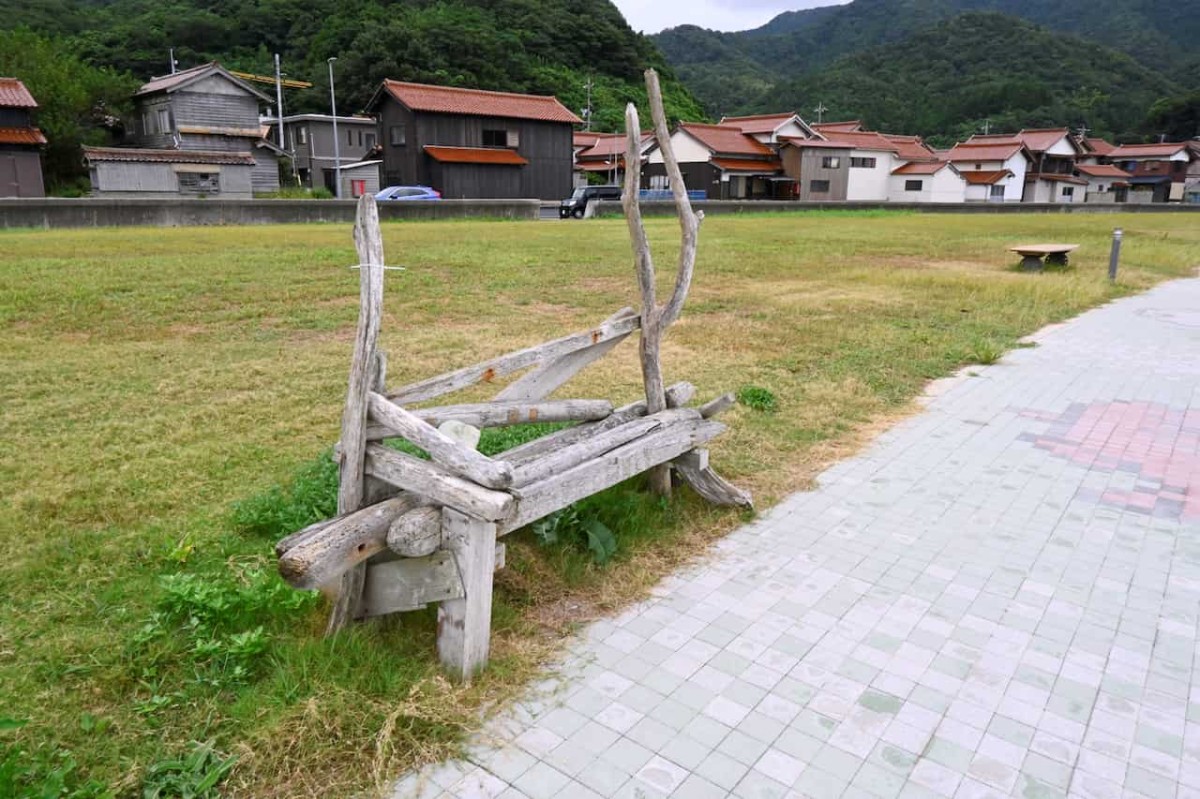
{"left": 1, "top": 211, "right": 1197, "bottom": 797}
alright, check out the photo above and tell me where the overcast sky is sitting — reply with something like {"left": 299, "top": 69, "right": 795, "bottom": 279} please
{"left": 611, "top": 0, "right": 848, "bottom": 34}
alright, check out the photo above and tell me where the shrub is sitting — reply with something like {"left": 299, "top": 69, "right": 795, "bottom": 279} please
{"left": 737, "top": 385, "right": 778, "bottom": 412}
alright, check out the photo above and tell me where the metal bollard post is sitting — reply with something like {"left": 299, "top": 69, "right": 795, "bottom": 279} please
{"left": 1108, "top": 228, "right": 1123, "bottom": 282}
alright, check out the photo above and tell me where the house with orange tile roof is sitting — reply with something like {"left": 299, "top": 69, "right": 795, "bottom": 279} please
{"left": 365, "top": 80, "right": 580, "bottom": 200}
{"left": 720, "top": 113, "right": 818, "bottom": 145}
{"left": 1106, "top": 141, "right": 1199, "bottom": 203}
{"left": 938, "top": 140, "right": 1032, "bottom": 202}
{"left": 0, "top": 77, "right": 46, "bottom": 197}
{"left": 642, "top": 122, "right": 789, "bottom": 200}
{"left": 964, "top": 129, "right": 1086, "bottom": 203}
{"left": 570, "top": 131, "right": 654, "bottom": 188}
{"left": 887, "top": 161, "right": 973, "bottom": 203}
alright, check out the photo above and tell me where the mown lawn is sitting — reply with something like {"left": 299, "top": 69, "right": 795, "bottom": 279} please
{"left": 1, "top": 211, "right": 1196, "bottom": 797}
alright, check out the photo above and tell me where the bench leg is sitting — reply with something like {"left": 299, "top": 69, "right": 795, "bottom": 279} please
{"left": 1046, "top": 252, "right": 1068, "bottom": 267}
{"left": 437, "top": 508, "right": 497, "bottom": 681}
{"left": 1019, "top": 255, "right": 1044, "bottom": 272}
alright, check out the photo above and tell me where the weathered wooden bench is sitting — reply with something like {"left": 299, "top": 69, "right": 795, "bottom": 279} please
{"left": 274, "top": 70, "right": 750, "bottom": 680}
{"left": 1008, "top": 243, "right": 1079, "bottom": 271}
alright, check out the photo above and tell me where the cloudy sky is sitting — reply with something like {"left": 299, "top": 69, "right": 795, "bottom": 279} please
{"left": 611, "top": 0, "right": 847, "bottom": 34}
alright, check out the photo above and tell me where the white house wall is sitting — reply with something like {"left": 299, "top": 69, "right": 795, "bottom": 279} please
{"left": 646, "top": 131, "right": 711, "bottom": 165}
{"left": 846, "top": 150, "right": 893, "bottom": 201}
{"left": 1043, "top": 136, "right": 1077, "bottom": 157}
{"left": 773, "top": 120, "right": 810, "bottom": 141}
{"left": 930, "top": 169, "right": 967, "bottom": 202}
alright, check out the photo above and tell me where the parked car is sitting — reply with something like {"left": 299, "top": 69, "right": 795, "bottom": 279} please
{"left": 376, "top": 185, "right": 441, "bottom": 201}
{"left": 560, "top": 185, "right": 622, "bottom": 218}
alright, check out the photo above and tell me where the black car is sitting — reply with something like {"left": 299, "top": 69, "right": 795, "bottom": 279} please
{"left": 560, "top": 185, "right": 622, "bottom": 218}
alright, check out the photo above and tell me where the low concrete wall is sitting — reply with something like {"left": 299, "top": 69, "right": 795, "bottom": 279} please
{"left": 0, "top": 198, "right": 541, "bottom": 229}
{"left": 594, "top": 200, "right": 1200, "bottom": 216}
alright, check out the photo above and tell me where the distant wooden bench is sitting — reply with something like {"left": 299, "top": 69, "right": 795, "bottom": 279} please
{"left": 1009, "top": 243, "right": 1079, "bottom": 271}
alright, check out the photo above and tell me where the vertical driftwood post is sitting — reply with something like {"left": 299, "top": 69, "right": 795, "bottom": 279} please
{"left": 622, "top": 69, "right": 701, "bottom": 497}
{"left": 437, "top": 508, "right": 498, "bottom": 681}
{"left": 326, "top": 195, "right": 386, "bottom": 635}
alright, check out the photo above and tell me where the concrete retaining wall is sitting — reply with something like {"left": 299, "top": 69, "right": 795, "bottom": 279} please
{"left": 0, "top": 197, "right": 541, "bottom": 229}
{"left": 593, "top": 200, "right": 1200, "bottom": 217}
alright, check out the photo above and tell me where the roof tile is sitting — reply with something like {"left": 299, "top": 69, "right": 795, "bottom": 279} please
{"left": 1075, "top": 164, "right": 1132, "bottom": 178}
{"left": 1108, "top": 142, "right": 1195, "bottom": 158}
{"left": 424, "top": 145, "right": 529, "bottom": 165}
{"left": 0, "top": 77, "right": 38, "bottom": 108}
{"left": 712, "top": 157, "right": 783, "bottom": 172}
{"left": 0, "top": 126, "right": 46, "bottom": 145}
{"left": 82, "top": 146, "right": 256, "bottom": 165}
{"left": 720, "top": 113, "right": 801, "bottom": 135}
{"left": 680, "top": 123, "right": 775, "bottom": 156}
{"left": 380, "top": 80, "right": 580, "bottom": 124}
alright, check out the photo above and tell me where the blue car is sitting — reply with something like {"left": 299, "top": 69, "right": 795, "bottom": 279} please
{"left": 375, "top": 185, "right": 442, "bottom": 201}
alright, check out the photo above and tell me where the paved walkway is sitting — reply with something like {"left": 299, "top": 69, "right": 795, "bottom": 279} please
{"left": 395, "top": 279, "right": 1200, "bottom": 799}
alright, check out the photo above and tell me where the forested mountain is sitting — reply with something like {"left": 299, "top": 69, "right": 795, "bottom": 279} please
{"left": 755, "top": 13, "right": 1178, "bottom": 144}
{"left": 654, "top": 0, "right": 1198, "bottom": 134}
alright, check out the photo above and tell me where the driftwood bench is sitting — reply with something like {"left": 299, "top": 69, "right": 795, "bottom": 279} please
{"left": 274, "top": 70, "right": 750, "bottom": 680}
{"left": 1009, "top": 243, "right": 1079, "bottom": 271}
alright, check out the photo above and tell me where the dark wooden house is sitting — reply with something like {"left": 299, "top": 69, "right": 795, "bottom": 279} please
{"left": 365, "top": 80, "right": 580, "bottom": 200}
{"left": 0, "top": 77, "right": 46, "bottom": 197}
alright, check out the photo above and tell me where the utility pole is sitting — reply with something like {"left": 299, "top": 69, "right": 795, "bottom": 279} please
{"left": 813, "top": 102, "right": 827, "bottom": 123}
{"left": 328, "top": 57, "right": 341, "bottom": 199}
{"left": 583, "top": 76, "right": 594, "bottom": 132}
{"left": 274, "top": 53, "right": 286, "bottom": 151}
{"left": 981, "top": 118, "right": 991, "bottom": 135}
{"left": 168, "top": 48, "right": 178, "bottom": 74}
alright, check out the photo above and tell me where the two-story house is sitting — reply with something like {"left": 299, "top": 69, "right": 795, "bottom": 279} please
{"left": 85, "top": 62, "right": 281, "bottom": 198}
{"left": 365, "top": 80, "right": 580, "bottom": 200}
{"left": 965, "top": 129, "right": 1085, "bottom": 203}
{"left": 1107, "top": 142, "right": 1199, "bottom": 203}
{"left": 643, "top": 123, "right": 787, "bottom": 200}
{"left": 0, "top": 77, "right": 46, "bottom": 197}
{"left": 272, "top": 113, "right": 378, "bottom": 191}
{"left": 938, "top": 140, "right": 1032, "bottom": 202}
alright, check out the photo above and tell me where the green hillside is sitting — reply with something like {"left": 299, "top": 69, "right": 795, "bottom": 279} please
{"left": 757, "top": 13, "right": 1180, "bottom": 143}
{"left": 654, "top": 0, "right": 1197, "bottom": 121}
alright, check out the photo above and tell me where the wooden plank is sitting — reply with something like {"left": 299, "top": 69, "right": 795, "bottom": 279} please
{"left": 1008, "top": 244, "right": 1079, "bottom": 256}
{"left": 502, "top": 381, "right": 696, "bottom": 467}
{"left": 509, "top": 409, "right": 699, "bottom": 488}
{"left": 277, "top": 495, "right": 418, "bottom": 589}
{"left": 495, "top": 307, "right": 638, "bottom": 401}
{"left": 366, "top": 399, "right": 613, "bottom": 438}
{"left": 328, "top": 195, "right": 386, "bottom": 635}
{"left": 387, "top": 312, "right": 641, "bottom": 405}
{"left": 360, "top": 543, "right": 507, "bottom": 618}
{"left": 437, "top": 509, "right": 498, "bottom": 681}
{"left": 388, "top": 505, "right": 442, "bottom": 557}
{"left": 501, "top": 418, "right": 726, "bottom": 534}
{"left": 367, "top": 392, "right": 513, "bottom": 489}
{"left": 365, "top": 444, "right": 513, "bottom": 521}
{"left": 674, "top": 449, "right": 754, "bottom": 508}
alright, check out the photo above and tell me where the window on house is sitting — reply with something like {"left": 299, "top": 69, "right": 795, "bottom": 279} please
{"left": 143, "top": 111, "right": 154, "bottom": 135}
{"left": 178, "top": 172, "right": 220, "bottom": 195}
{"left": 390, "top": 126, "right": 405, "bottom": 146}
{"left": 348, "top": 129, "right": 354, "bottom": 145}
{"left": 905, "top": 180, "right": 923, "bottom": 191}
{"left": 297, "top": 127, "right": 307, "bottom": 145}
{"left": 157, "top": 107, "right": 172, "bottom": 134}
{"left": 365, "top": 133, "right": 376, "bottom": 149}
{"left": 506, "top": 130, "right": 520, "bottom": 148}
{"left": 1097, "top": 184, "right": 1106, "bottom": 192}
{"left": 975, "top": 163, "right": 982, "bottom": 170}
{"left": 989, "top": 185, "right": 1005, "bottom": 200}
{"left": 821, "top": 156, "right": 841, "bottom": 169}
{"left": 809, "top": 179, "right": 831, "bottom": 193}
{"left": 850, "top": 157, "right": 876, "bottom": 168}
{"left": 1062, "top": 187, "right": 1074, "bottom": 197}
{"left": 483, "top": 129, "right": 507, "bottom": 147}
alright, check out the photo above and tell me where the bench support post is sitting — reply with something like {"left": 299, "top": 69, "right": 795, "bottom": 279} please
{"left": 437, "top": 508, "right": 497, "bottom": 681}
{"left": 1019, "top": 254, "right": 1044, "bottom": 272}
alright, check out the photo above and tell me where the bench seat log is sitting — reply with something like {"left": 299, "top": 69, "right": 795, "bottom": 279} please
{"left": 495, "top": 307, "right": 639, "bottom": 401}
{"left": 365, "top": 444, "right": 513, "bottom": 521}
{"left": 674, "top": 449, "right": 753, "bottom": 508}
{"left": 699, "top": 393, "right": 736, "bottom": 419}
{"left": 367, "top": 393, "right": 513, "bottom": 489}
{"left": 277, "top": 495, "right": 419, "bottom": 589}
{"left": 501, "top": 381, "right": 696, "bottom": 467}
{"left": 366, "top": 399, "right": 614, "bottom": 439}
{"left": 388, "top": 505, "right": 443, "bottom": 556}
{"left": 359, "top": 542, "right": 506, "bottom": 618}
{"left": 388, "top": 311, "right": 642, "bottom": 405}
{"left": 504, "top": 418, "right": 725, "bottom": 534}
{"left": 509, "top": 408, "right": 701, "bottom": 488}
